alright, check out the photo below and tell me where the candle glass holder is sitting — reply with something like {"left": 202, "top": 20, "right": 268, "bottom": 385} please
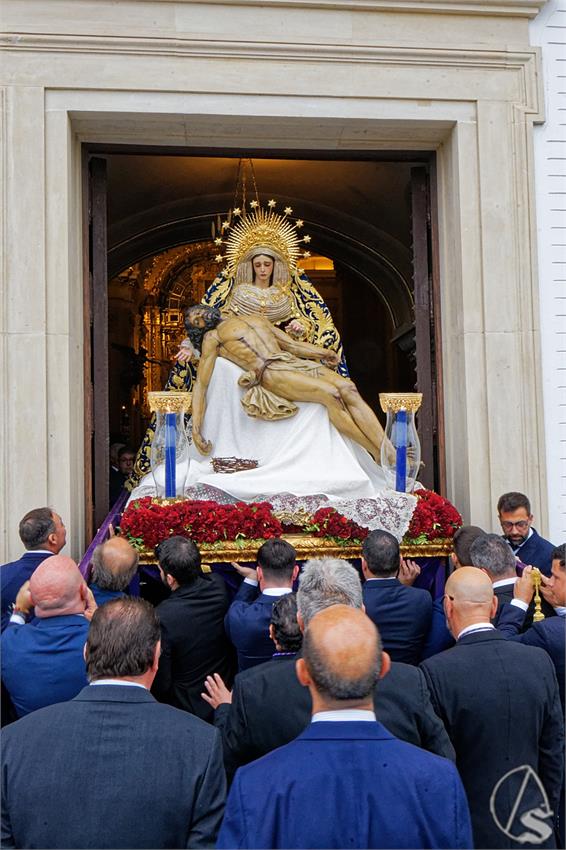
{"left": 379, "top": 393, "right": 423, "bottom": 493}
{"left": 148, "top": 392, "right": 192, "bottom": 499}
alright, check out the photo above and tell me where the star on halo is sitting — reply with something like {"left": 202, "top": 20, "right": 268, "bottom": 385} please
{"left": 250, "top": 200, "right": 259, "bottom": 209}
{"left": 284, "top": 206, "right": 293, "bottom": 215}
{"left": 214, "top": 238, "right": 223, "bottom": 246}
{"left": 267, "top": 199, "right": 277, "bottom": 208}
{"left": 221, "top": 221, "right": 229, "bottom": 230}
{"left": 303, "top": 235, "right": 311, "bottom": 243}
{"left": 215, "top": 254, "right": 223, "bottom": 262}
{"left": 295, "top": 219, "right": 304, "bottom": 228}
{"left": 303, "top": 251, "right": 311, "bottom": 258}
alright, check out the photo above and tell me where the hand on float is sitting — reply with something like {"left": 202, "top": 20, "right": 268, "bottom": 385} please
{"left": 201, "top": 673, "right": 232, "bottom": 709}
{"left": 14, "top": 580, "right": 33, "bottom": 615}
{"left": 513, "top": 565, "right": 535, "bottom": 605}
{"left": 84, "top": 587, "right": 98, "bottom": 622}
{"left": 230, "top": 561, "right": 258, "bottom": 582}
{"left": 286, "top": 319, "right": 304, "bottom": 336}
{"left": 398, "top": 558, "right": 421, "bottom": 586}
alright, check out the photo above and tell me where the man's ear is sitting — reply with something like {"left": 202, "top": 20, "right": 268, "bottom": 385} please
{"left": 490, "top": 595, "right": 498, "bottom": 619}
{"left": 360, "top": 557, "right": 370, "bottom": 579}
{"left": 268, "top": 623, "right": 275, "bottom": 642}
{"left": 450, "top": 553, "right": 459, "bottom": 568}
{"left": 292, "top": 564, "right": 299, "bottom": 582}
{"left": 83, "top": 642, "right": 88, "bottom": 663}
{"left": 256, "top": 565, "right": 264, "bottom": 584}
{"left": 378, "top": 651, "right": 391, "bottom": 680}
{"left": 297, "top": 611, "right": 305, "bottom": 634}
{"left": 296, "top": 657, "right": 311, "bottom": 688}
{"left": 152, "top": 640, "right": 161, "bottom": 673}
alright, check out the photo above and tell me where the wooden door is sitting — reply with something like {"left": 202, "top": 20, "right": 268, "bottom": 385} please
{"left": 411, "top": 166, "right": 445, "bottom": 493}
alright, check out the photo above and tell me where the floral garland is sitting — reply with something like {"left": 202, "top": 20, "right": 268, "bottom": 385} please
{"left": 120, "top": 490, "right": 461, "bottom": 551}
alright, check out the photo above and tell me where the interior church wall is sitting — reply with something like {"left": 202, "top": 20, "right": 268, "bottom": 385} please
{"left": 0, "top": 0, "right": 551, "bottom": 559}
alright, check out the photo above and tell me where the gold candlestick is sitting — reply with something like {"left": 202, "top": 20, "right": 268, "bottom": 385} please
{"left": 532, "top": 567, "right": 545, "bottom": 622}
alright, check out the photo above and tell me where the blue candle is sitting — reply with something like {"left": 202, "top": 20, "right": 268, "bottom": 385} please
{"left": 165, "top": 412, "right": 176, "bottom": 498}
{"left": 395, "top": 409, "right": 407, "bottom": 492}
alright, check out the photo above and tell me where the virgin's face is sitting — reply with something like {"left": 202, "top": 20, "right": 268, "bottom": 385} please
{"left": 252, "top": 255, "right": 274, "bottom": 288}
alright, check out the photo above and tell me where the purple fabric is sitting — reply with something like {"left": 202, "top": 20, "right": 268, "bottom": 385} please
{"left": 78, "top": 490, "right": 129, "bottom": 583}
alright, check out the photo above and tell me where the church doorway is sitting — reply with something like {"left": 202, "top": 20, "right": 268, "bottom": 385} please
{"left": 86, "top": 150, "right": 441, "bottom": 530}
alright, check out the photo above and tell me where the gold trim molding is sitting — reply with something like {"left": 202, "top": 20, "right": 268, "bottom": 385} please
{"left": 147, "top": 391, "right": 192, "bottom": 414}
{"left": 138, "top": 533, "right": 453, "bottom": 565}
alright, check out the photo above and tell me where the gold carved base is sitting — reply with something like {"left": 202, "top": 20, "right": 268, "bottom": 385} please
{"left": 138, "top": 533, "right": 453, "bottom": 569}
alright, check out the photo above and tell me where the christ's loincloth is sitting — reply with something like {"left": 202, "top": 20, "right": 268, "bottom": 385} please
{"left": 237, "top": 352, "right": 321, "bottom": 420}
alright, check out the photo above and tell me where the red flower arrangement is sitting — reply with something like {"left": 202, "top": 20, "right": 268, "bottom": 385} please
{"left": 120, "top": 491, "right": 461, "bottom": 551}
{"left": 406, "top": 489, "right": 462, "bottom": 543}
{"left": 307, "top": 507, "right": 369, "bottom": 544}
{"left": 120, "top": 497, "right": 283, "bottom": 551}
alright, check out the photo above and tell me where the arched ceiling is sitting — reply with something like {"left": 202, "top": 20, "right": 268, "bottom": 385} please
{"left": 105, "top": 154, "right": 416, "bottom": 328}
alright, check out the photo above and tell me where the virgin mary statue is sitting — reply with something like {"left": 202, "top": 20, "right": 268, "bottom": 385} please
{"left": 128, "top": 202, "right": 347, "bottom": 488}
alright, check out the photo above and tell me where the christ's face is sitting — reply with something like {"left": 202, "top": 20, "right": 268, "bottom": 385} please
{"left": 252, "top": 255, "right": 274, "bottom": 287}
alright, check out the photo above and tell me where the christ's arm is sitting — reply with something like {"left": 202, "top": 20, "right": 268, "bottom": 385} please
{"left": 269, "top": 324, "right": 340, "bottom": 367}
{"left": 192, "top": 333, "right": 219, "bottom": 455}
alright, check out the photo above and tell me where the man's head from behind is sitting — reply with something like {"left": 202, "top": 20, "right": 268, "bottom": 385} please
{"left": 443, "top": 566, "right": 496, "bottom": 638}
{"left": 269, "top": 593, "right": 302, "bottom": 654}
{"left": 257, "top": 539, "right": 298, "bottom": 589}
{"left": 91, "top": 537, "right": 139, "bottom": 593}
{"left": 296, "top": 605, "right": 387, "bottom": 713}
{"left": 497, "top": 491, "right": 533, "bottom": 547}
{"left": 85, "top": 597, "right": 161, "bottom": 684}
{"left": 296, "top": 557, "right": 363, "bottom": 631}
{"left": 156, "top": 536, "right": 203, "bottom": 590}
{"left": 451, "top": 525, "right": 485, "bottom": 568}
{"left": 361, "top": 530, "right": 399, "bottom": 578}
{"left": 470, "top": 533, "right": 517, "bottom": 582}
{"left": 19, "top": 507, "right": 66, "bottom": 554}
{"left": 29, "top": 555, "right": 87, "bottom": 619}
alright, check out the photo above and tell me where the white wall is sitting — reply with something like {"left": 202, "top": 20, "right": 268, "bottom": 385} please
{"left": 531, "top": 0, "right": 566, "bottom": 542}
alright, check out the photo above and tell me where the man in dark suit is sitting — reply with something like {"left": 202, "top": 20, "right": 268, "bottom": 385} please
{"left": 109, "top": 445, "right": 135, "bottom": 505}
{"left": 471, "top": 532, "right": 555, "bottom": 626}
{"left": 421, "top": 524, "right": 485, "bottom": 659}
{"left": 421, "top": 567, "right": 564, "bottom": 849}
{"left": 1, "top": 507, "right": 66, "bottom": 632}
{"left": 497, "top": 547, "right": 565, "bottom": 707}
{"left": 204, "top": 557, "right": 454, "bottom": 779}
{"left": 361, "top": 529, "right": 432, "bottom": 663}
{"left": 152, "top": 536, "right": 235, "bottom": 722}
{"left": 89, "top": 536, "right": 139, "bottom": 605}
{"left": 1, "top": 556, "right": 94, "bottom": 717}
{"left": 498, "top": 491, "right": 555, "bottom": 575}
{"left": 1, "top": 596, "right": 225, "bottom": 849}
{"left": 217, "top": 605, "right": 472, "bottom": 850}
{"left": 224, "top": 538, "right": 298, "bottom": 670}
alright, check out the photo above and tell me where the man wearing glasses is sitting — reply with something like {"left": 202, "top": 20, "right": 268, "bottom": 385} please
{"left": 498, "top": 491, "right": 555, "bottom": 576}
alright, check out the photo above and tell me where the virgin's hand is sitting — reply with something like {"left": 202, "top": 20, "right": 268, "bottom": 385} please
{"left": 193, "top": 431, "right": 212, "bottom": 456}
{"left": 175, "top": 345, "right": 193, "bottom": 364}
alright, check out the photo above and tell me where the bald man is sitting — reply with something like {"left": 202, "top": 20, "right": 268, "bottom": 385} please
{"left": 218, "top": 605, "right": 472, "bottom": 850}
{"left": 420, "top": 567, "right": 564, "bottom": 849}
{"left": 89, "top": 537, "right": 139, "bottom": 605}
{"left": 1, "top": 556, "right": 94, "bottom": 717}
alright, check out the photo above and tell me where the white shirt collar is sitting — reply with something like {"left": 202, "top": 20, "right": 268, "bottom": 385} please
{"left": 312, "top": 709, "right": 376, "bottom": 723}
{"left": 458, "top": 622, "right": 495, "bottom": 639}
{"left": 262, "top": 587, "right": 293, "bottom": 597}
{"left": 492, "top": 577, "right": 517, "bottom": 589}
{"left": 365, "top": 576, "right": 397, "bottom": 582}
{"left": 90, "top": 679, "right": 147, "bottom": 689}
{"left": 25, "top": 549, "right": 53, "bottom": 555}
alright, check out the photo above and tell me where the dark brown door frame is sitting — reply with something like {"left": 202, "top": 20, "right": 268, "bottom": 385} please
{"left": 82, "top": 144, "right": 445, "bottom": 539}
{"left": 84, "top": 155, "right": 110, "bottom": 536}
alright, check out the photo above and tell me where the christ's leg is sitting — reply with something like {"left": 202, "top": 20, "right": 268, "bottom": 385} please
{"left": 262, "top": 369, "right": 380, "bottom": 458}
